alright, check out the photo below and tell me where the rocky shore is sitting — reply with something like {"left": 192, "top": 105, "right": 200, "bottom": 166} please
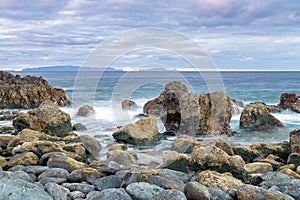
{"left": 0, "top": 71, "right": 71, "bottom": 109}
{"left": 0, "top": 74, "right": 300, "bottom": 199}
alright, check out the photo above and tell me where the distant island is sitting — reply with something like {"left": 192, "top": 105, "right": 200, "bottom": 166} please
{"left": 22, "top": 65, "right": 123, "bottom": 72}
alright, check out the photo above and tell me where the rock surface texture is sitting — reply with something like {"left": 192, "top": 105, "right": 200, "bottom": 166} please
{"left": 0, "top": 71, "right": 71, "bottom": 109}
{"left": 143, "top": 81, "right": 232, "bottom": 135}
{"left": 240, "top": 102, "right": 283, "bottom": 130}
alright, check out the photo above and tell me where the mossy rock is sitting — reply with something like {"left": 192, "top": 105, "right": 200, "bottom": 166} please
{"left": 250, "top": 141, "right": 291, "bottom": 161}
{"left": 287, "top": 153, "right": 300, "bottom": 167}
{"left": 233, "top": 146, "right": 260, "bottom": 163}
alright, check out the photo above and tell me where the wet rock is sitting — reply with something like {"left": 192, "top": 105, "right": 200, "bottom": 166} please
{"left": 76, "top": 105, "right": 95, "bottom": 117}
{"left": 170, "top": 136, "right": 201, "bottom": 154}
{"left": 297, "top": 166, "right": 300, "bottom": 174}
{"left": 13, "top": 101, "right": 72, "bottom": 136}
{"left": 232, "top": 146, "right": 260, "bottom": 163}
{"left": 63, "top": 142, "right": 87, "bottom": 162}
{"left": 0, "top": 173, "right": 53, "bottom": 200}
{"left": 287, "top": 153, "right": 300, "bottom": 167}
{"left": 207, "top": 187, "right": 233, "bottom": 200}
{"left": 289, "top": 128, "right": 300, "bottom": 154}
{"left": 0, "top": 71, "right": 71, "bottom": 109}
{"left": 73, "top": 123, "right": 88, "bottom": 131}
{"left": 68, "top": 167, "right": 104, "bottom": 184}
{"left": 144, "top": 82, "right": 232, "bottom": 135}
{"left": 113, "top": 116, "right": 165, "bottom": 146}
{"left": 45, "top": 182, "right": 70, "bottom": 200}
{"left": 126, "top": 182, "right": 164, "bottom": 200}
{"left": 197, "top": 170, "right": 244, "bottom": 193}
{"left": 278, "top": 168, "right": 300, "bottom": 179}
{"left": 38, "top": 168, "right": 69, "bottom": 180}
{"left": 243, "top": 162, "right": 273, "bottom": 174}
{"left": 150, "top": 189, "right": 187, "bottom": 200}
{"left": 159, "top": 151, "right": 190, "bottom": 173}
{"left": 108, "top": 143, "right": 127, "bottom": 151}
{"left": 250, "top": 141, "right": 291, "bottom": 161}
{"left": 62, "top": 183, "right": 95, "bottom": 194}
{"left": 26, "top": 166, "right": 49, "bottom": 176}
{"left": 47, "top": 154, "right": 87, "bottom": 172}
{"left": 78, "top": 135, "right": 101, "bottom": 156}
{"left": 122, "top": 100, "right": 138, "bottom": 111}
{"left": 107, "top": 150, "right": 137, "bottom": 166}
{"left": 184, "top": 181, "right": 210, "bottom": 200}
{"left": 0, "top": 125, "right": 15, "bottom": 134}
{"left": 255, "top": 154, "right": 283, "bottom": 170}
{"left": 279, "top": 92, "right": 300, "bottom": 113}
{"left": 86, "top": 188, "right": 132, "bottom": 200}
{"left": 7, "top": 152, "right": 39, "bottom": 167}
{"left": 237, "top": 184, "right": 284, "bottom": 200}
{"left": 266, "top": 105, "right": 282, "bottom": 113}
{"left": 94, "top": 175, "right": 122, "bottom": 191}
{"left": 240, "top": 102, "right": 283, "bottom": 130}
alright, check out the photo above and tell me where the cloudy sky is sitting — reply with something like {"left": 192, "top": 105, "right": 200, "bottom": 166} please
{"left": 0, "top": 0, "right": 300, "bottom": 71}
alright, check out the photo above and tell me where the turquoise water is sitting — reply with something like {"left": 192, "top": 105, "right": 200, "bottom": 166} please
{"left": 9, "top": 71, "right": 300, "bottom": 146}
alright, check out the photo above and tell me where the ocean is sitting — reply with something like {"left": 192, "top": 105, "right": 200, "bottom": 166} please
{"left": 5, "top": 70, "right": 300, "bottom": 163}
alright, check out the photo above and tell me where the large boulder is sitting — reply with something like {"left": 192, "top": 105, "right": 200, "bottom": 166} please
{"left": 240, "top": 102, "right": 283, "bottom": 130}
{"left": 13, "top": 101, "right": 72, "bottom": 137}
{"left": 279, "top": 92, "right": 300, "bottom": 113}
{"left": 143, "top": 82, "right": 232, "bottom": 135}
{"left": 0, "top": 71, "right": 71, "bottom": 109}
{"left": 112, "top": 116, "right": 164, "bottom": 146}
{"left": 75, "top": 105, "right": 95, "bottom": 117}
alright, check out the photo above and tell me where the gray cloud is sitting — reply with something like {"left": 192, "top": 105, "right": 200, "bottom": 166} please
{"left": 0, "top": 0, "right": 299, "bottom": 70}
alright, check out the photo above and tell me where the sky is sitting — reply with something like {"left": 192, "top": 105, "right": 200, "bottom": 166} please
{"left": 0, "top": 0, "right": 300, "bottom": 71}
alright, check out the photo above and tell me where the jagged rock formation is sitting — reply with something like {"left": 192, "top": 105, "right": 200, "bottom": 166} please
{"left": 0, "top": 71, "right": 71, "bottom": 109}
{"left": 143, "top": 82, "right": 232, "bottom": 135}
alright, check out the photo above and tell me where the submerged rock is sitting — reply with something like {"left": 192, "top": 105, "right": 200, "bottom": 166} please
{"left": 240, "top": 102, "right": 283, "bottom": 131}
{"left": 13, "top": 101, "right": 72, "bottom": 137}
{"left": 0, "top": 71, "right": 71, "bottom": 109}
{"left": 143, "top": 81, "right": 232, "bottom": 135}
{"left": 122, "top": 100, "right": 138, "bottom": 111}
{"left": 75, "top": 105, "right": 95, "bottom": 117}
{"left": 113, "top": 116, "right": 164, "bottom": 146}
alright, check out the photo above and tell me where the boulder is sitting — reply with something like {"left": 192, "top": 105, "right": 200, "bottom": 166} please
{"left": 112, "top": 116, "right": 164, "bottom": 146}
{"left": 76, "top": 105, "right": 95, "bottom": 117}
{"left": 107, "top": 150, "right": 137, "bottom": 166}
{"left": 197, "top": 170, "right": 244, "bottom": 193}
{"left": 126, "top": 182, "right": 164, "bottom": 200}
{"left": 122, "top": 100, "right": 138, "bottom": 111}
{"left": 279, "top": 92, "right": 300, "bottom": 113}
{"left": 6, "top": 152, "right": 39, "bottom": 167}
{"left": 289, "top": 128, "right": 300, "bottom": 154}
{"left": 250, "top": 142, "right": 291, "bottom": 161}
{"left": 143, "top": 81, "right": 232, "bottom": 135}
{"left": 170, "top": 136, "right": 201, "bottom": 154}
{"left": 0, "top": 71, "right": 71, "bottom": 109}
{"left": 78, "top": 135, "right": 101, "bottom": 156}
{"left": 184, "top": 181, "right": 210, "bottom": 200}
{"left": 68, "top": 167, "right": 104, "bottom": 184}
{"left": 47, "top": 154, "right": 87, "bottom": 172}
{"left": 237, "top": 184, "right": 284, "bottom": 200}
{"left": 13, "top": 101, "right": 72, "bottom": 137}
{"left": 243, "top": 162, "right": 273, "bottom": 174}
{"left": 240, "top": 102, "right": 283, "bottom": 130}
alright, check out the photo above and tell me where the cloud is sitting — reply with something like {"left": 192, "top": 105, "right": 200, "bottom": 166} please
{"left": 0, "top": 0, "right": 299, "bottom": 70}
